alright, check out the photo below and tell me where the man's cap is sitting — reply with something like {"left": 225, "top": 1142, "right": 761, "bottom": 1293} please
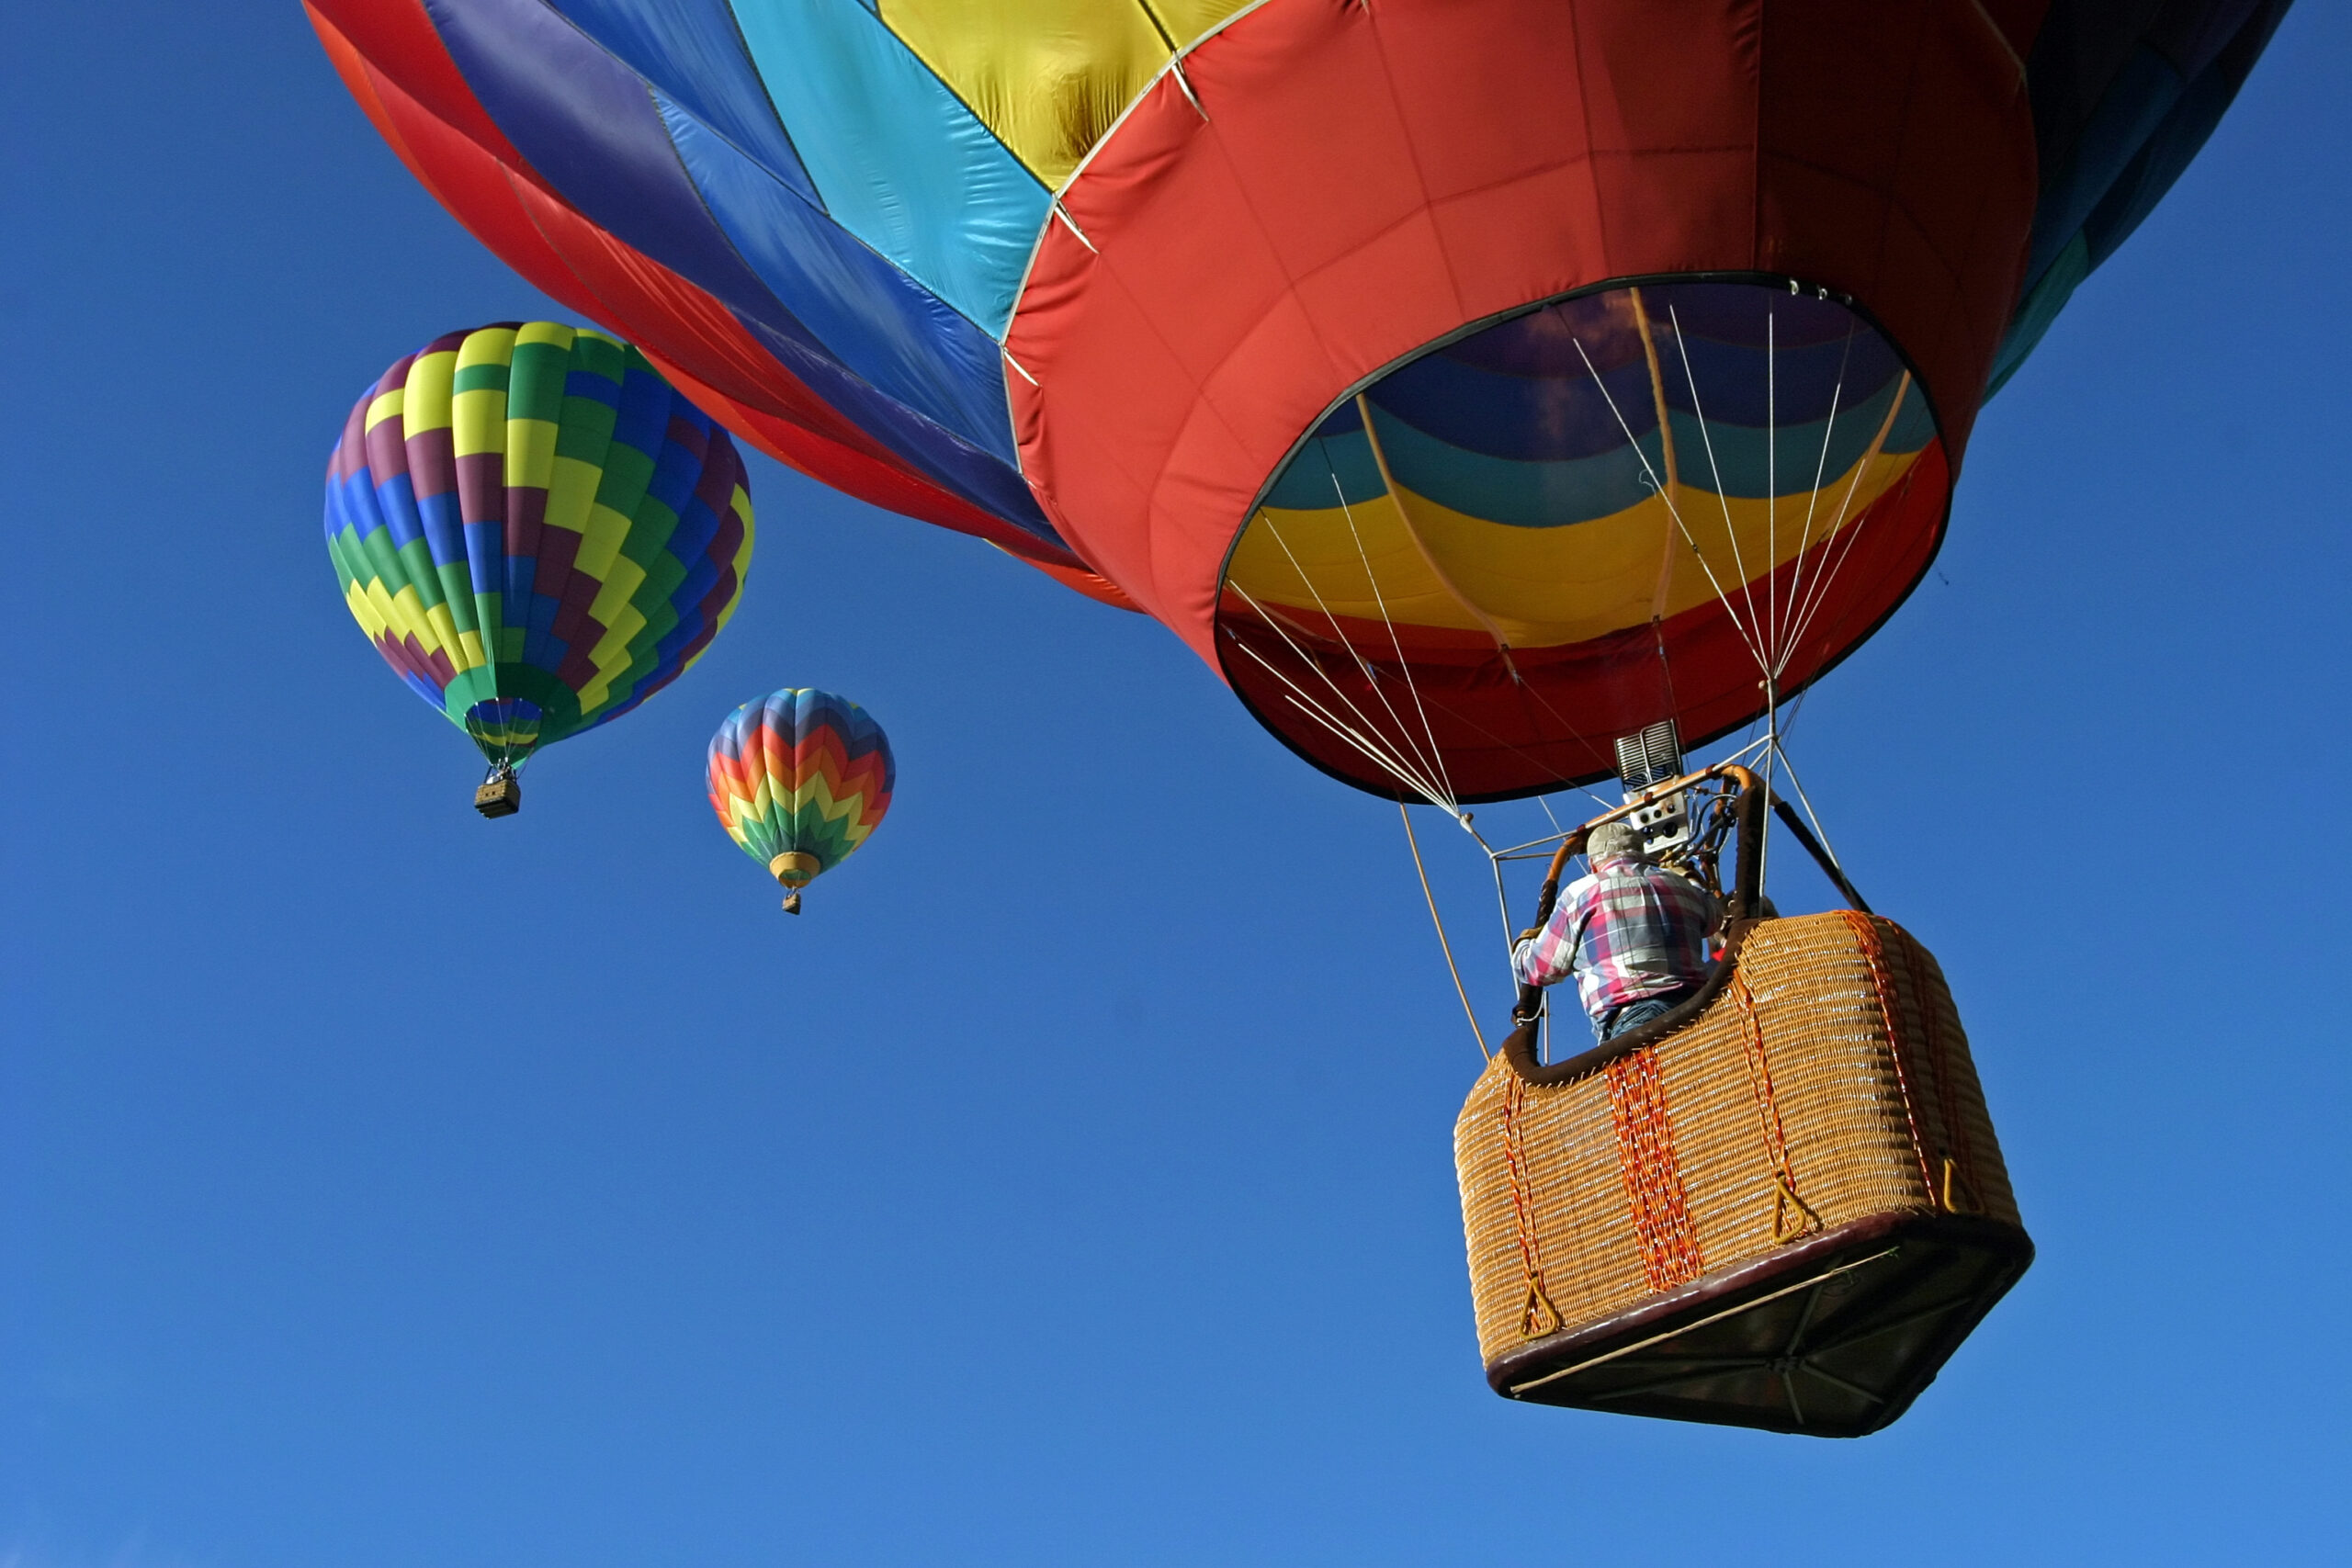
{"left": 1587, "top": 820, "right": 1646, "bottom": 862}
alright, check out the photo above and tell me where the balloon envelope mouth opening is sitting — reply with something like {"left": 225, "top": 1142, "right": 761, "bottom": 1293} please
{"left": 464, "top": 697, "right": 546, "bottom": 766}
{"left": 1215, "top": 276, "right": 1948, "bottom": 799}
{"left": 768, "top": 851, "right": 824, "bottom": 887}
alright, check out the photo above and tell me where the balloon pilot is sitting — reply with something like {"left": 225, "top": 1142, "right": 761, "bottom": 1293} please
{"left": 1512, "top": 817, "right": 1724, "bottom": 1042}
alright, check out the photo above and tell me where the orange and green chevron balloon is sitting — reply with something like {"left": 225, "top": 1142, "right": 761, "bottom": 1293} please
{"left": 324, "top": 322, "right": 754, "bottom": 779}
{"left": 708, "top": 690, "right": 894, "bottom": 908}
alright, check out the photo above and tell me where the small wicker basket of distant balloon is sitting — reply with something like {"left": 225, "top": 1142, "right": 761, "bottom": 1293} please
{"left": 1456, "top": 775, "right": 2030, "bottom": 1437}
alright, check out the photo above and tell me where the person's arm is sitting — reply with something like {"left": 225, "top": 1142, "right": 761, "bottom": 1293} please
{"left": 1668, "top": 866, "right": 1724, "bottom": 937}
{"left": 1513, "top": 886, "right": 1593, "bottom": 988}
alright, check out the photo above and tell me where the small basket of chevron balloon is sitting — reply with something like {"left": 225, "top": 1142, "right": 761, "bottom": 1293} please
{"left": 708, "top": 690, "right": 894, "bottom": 913}
{"left": 1456, "top": 911, "right": 2032, "bottom": 1437}
{"left": 322, "top": 322, "right": 753, "bottom": 814}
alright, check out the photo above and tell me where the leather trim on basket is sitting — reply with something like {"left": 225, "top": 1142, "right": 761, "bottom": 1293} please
{"left": 1501, "top": 919, "right": 1763, "bottom": 1086}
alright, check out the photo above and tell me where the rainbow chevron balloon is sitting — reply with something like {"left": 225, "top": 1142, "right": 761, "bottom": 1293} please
{"left": 325, "top": 322, "right": 753, "bottom": 775}
{"left": 708, "top": 690, "right": 894, "bottom": 908}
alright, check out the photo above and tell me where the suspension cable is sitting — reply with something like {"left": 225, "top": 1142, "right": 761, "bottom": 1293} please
{"left": 1778, "top": 372, "right": 1914, "bottom": 677}
{"left": 1574, "top": 337, "right": 1770, "bottom": 676}
{"left": 1663, "top": 306, "right": 1767, "bottom": 662}
{"left": 1763, "top": 739, "right": 1854, "bottom": 887}
{"left": 1329, "top": 466, "right": 1457, "bottom": 805}
{"left": 1226, "top": 583, "right": 1456, "bottom": 808}
{"left": 1355, "top": 393, "right": 1521, "bottom": 678}
{"left": 1400, "top": 802, "right": 1489, "bottom": 1058}
{"left": 1775, "top": 320, "right": 1857, "bottom": 674}
{"left": 1256, "top": 500, "right": 1450, "bottom": 800}
{"left": 1767, "top": 306, "right": 1779, "bottom": 663}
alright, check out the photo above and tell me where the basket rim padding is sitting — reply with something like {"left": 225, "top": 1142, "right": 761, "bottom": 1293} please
{"left": 1503, "top": 917, "right": 1763, "bottom": 1085}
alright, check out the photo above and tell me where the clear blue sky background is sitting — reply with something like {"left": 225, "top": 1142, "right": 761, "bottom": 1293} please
{"left": 4, "top": 6, "right": 2346, "bottom": 1564}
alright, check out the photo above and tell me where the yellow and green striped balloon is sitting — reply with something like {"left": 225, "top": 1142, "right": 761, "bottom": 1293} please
{"left": 324, "top": 322, "right": 752, "bottom": 785}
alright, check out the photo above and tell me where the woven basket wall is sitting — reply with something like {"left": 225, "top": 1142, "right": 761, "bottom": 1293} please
{"left": 1455, "top": 911, "right": 2018, "bottom": 1364}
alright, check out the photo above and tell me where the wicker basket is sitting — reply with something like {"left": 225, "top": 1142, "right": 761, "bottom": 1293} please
{"left": 1455, "top": 910, "right": 2031, "bottom": 1436}
{"left": 472, "top": 771, "right": 521, "bottom": 818}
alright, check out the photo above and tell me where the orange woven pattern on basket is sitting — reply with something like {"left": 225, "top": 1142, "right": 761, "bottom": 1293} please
{"left": 1454, "top": 913, "right": 2019, "bottom": 1362}
{"left": 1605, "top": 1049, "right": 1704, "bottom": 1292}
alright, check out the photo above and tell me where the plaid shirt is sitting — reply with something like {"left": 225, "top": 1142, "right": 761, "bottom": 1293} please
{"left": 1513, "top": 856, "right": 1723, "bottom": 1026}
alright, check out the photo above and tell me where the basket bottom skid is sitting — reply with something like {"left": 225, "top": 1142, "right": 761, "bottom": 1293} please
{"left": 1487, "top": 1212, "right": 2032, "bottom": 1437}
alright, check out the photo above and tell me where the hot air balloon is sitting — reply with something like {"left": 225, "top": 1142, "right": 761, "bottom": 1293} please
{"left": 305, "top": 0, "right": 2288, "bottom": 799}
{"left": 307, "top": 0, "right": 2291, "bottom": 1433}
{"left": 707, "top": 689, "right": 894, "bottom": 914}
{"left": 325, "top": 322, "right": 753, "bottom": 815}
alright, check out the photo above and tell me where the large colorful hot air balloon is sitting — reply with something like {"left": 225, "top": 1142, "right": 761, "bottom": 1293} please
{"left": 308, "top": 0, "right": 2288, "bottom": 803}
{"left": 325, "top": 322, "right": 753, "bottom": 815}
{"left": 707, "top": 689, "right": 895, "bottom": 914}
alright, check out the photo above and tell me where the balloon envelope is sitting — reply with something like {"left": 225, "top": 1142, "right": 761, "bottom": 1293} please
{"left": 311, "top": 0, "right": 2288, "bottom": 795}
{"left": 708, "top": 690, "right": 895, "bottom": 890}
{"left": 324, "top": 322, "right": 753, "bottom": 769}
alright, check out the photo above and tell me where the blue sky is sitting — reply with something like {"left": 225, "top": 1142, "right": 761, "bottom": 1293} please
{"left": 4, "top": 6, "right": 2346, "bottom": 1564}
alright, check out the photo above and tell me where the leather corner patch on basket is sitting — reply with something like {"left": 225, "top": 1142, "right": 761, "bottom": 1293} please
{"left": 1732, "top": 973, "right": 1822, "bottom": 1243}
{"left": 1498, "top": 1072, "right": 1563, "bottom": 1339}
{"left": 1605, "top": 1047, "right": 1705, "bottom": 1292}
{"left": 1518, "top": 1276, "right": 1563, "bottom": 1338}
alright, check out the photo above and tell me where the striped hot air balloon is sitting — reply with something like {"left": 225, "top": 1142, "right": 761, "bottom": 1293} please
{"left": 308, "top": 0, "right": 2290, "bottom": 802}
{"left": 708, "top": 690, "right": 895, "bottom": 914}
{"left": 324, "top": 321, "right": 753, "bottom": 816}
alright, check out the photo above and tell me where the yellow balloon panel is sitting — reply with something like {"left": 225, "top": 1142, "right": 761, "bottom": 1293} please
{"left": 878, "top": 0, "right": 1256, "bottom": 186}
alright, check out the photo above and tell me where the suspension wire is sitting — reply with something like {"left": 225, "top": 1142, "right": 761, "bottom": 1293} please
{"left": 1649, "top": 618, "right": 1688, "bottom": 755}
{"left": 1767, "top": 306, "right": 1779, "bottom": 666}
{"left": 1629, "top": 293, "right": 1699, "bottom": 816}
{"left": 1255, "top": 502, "right": 1451, "bottom": 800}
{"left": 1758, "top": 302, "right": 1784, "bottom": 897}
{"left": 1776, "top": 320, "right": 1858, "bottom": 676}
{"left": 1487, "top": 825, "right": 1586, "bottom": 860}
{"left": 1478, "top": 733, "right": 1772, "bottom": 863}
{"left": 1778, "top": 372, "right": 1914, "bottom": 675}
{"left": 1280, "top": 445, "right": 1621, "bottom": 846}
{"left": 1346, "top": 651, "right": 1628, "bottom": 824}
{"left": 1400, "top": 802, "right": 1490, "bottom": 1058}
{"left": 1497, "top": 651, "right": 1617, "bottom": 785}
{"left": 1664, "top": 306, "right": 1768, "bottom": 662}
{"left": 1776, "top": 680, "right": 1817, "bottom": 747}
{"left": 1354, "top": 393, "right": 1522, "bottom": 679}
{"left": 1241, "top": 602, "right": 1609, "bottom": 879}
{"left": 1224, "top": 581, "right": 1453, "bottom": 807}
{"left": 1758, "top": 684, "right": 1780, "bottom": 897}
{"left": 1437, "top": 812, "right": 1526, "bottom": 981}
{"left": 1484, "top": 837, "right": 1521, "bottom": 982}
{"left": 1574, "top": 337, "right": 1770, "bottom": 677}
{"left": 1764, "top": 739, "right": 1855, "bottom": 886}
{"left": 1778, "top": 482, "right": 1896, "bottom": 685}
{"left": 1329, "top": 467, "right": 1457, "bottom": 806}
{"left": 1224, "top": 609, "right": 1455, "bottom": 809}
